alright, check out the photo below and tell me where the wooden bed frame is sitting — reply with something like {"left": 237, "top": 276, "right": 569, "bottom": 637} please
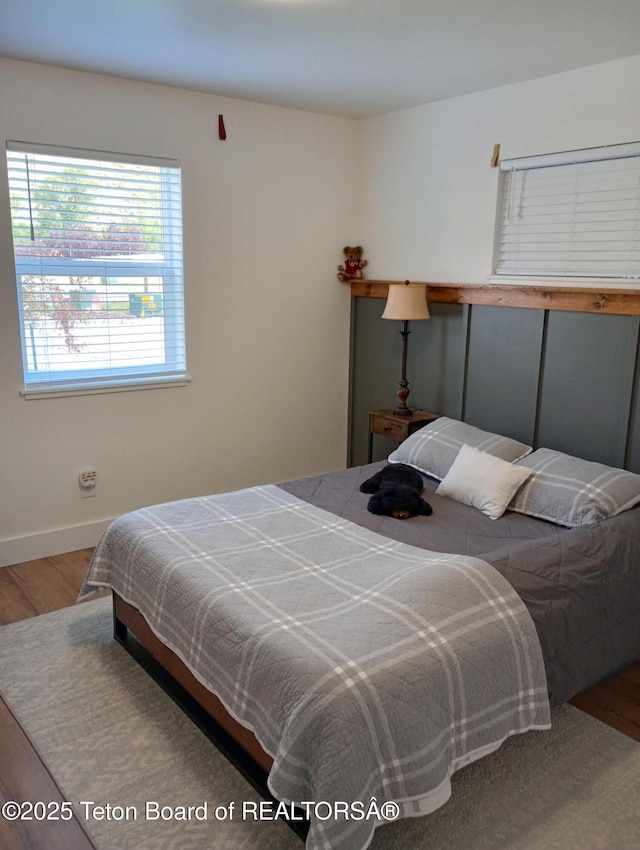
{"left": 113, "top": 593, "right": 309, "bottom": 840}
{"left": 113, "top": 594, "right": 272, "bottom": 767}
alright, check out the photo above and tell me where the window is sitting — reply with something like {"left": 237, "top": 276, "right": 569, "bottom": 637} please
{"left": 6, "top": 142, "right": 186, "bottom": 397}
{"left": 494, "top": 141, "right": 640, "bottom": 280}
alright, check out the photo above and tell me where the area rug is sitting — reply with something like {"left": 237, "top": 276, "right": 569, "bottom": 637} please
{"left": 0, "top": 598, "right": 639, "bottom": 850}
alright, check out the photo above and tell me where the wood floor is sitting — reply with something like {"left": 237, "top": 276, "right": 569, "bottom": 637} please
{"left": 0, "top": 550, "right": 98, "bottom": 850}
{"left": 0, "top": 549, "right": 639, "bottom": 850}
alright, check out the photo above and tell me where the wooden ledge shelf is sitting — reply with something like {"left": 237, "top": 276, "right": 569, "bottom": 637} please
{"left": 351, "top": 280, "right": 640, "bottom": 316}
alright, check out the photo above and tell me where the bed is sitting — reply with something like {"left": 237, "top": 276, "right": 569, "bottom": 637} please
{"left": 80, "top": 417, "right": 640, "bottom": 850}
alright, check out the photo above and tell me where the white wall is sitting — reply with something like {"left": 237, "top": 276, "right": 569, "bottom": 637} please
{"left": 359, "top": 54, "right": 640, "bottom": 283}
{"left": 4, "top": 53, "right": 640, "bottom": 566}
{"left": 0, "top": 59, "right": 358, "bottom": 566}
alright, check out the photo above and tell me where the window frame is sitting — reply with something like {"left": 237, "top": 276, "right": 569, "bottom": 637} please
{"left": 6, "top": 141, "right": 188, "bottom": 399}
{"left": 492, "top": 140, "right": 640, "bottom": 284}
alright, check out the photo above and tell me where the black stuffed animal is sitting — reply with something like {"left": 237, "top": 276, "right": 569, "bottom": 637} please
{"left": 360, "top": 463, "right": 433, "bottom": 520}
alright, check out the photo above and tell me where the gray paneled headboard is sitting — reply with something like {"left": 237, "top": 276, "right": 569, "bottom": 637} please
{"left": 349, "top": 289, "right": 640, "bottom": 472}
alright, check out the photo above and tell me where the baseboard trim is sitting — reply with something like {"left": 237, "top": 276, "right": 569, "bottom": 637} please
{"left": 0, "top": 518, "right": 114, "bottom": 568}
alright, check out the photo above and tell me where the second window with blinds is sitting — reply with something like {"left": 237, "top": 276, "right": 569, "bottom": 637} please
{"left": 493, "top": 141, "right": 640, "bottom": 282}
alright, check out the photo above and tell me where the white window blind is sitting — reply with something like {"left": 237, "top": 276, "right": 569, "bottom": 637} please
{"left": 6, "top": 141, "right": 186, "bottom": 396}
{"left": 494, "top": 141, "right": 640, "bottom": 280}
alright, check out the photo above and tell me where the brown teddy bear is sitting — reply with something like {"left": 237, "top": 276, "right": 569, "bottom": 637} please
{"left": 337, "top": 246, "right": 367, "bottom": 281}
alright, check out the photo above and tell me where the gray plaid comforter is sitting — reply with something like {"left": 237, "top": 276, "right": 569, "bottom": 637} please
{"left": 81, "top": 484, "right": 550, "bottom": 850}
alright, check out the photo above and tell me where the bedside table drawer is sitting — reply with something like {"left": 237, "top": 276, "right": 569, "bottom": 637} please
{"left": 367, "top": 409, "right": 441, "bottom": 463}
{"left": 370, "top": 415, "right": 409, "bottom": 441}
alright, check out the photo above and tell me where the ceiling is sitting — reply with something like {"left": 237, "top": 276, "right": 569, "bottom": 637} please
{"left": 2, "top": 0, "right": 640, "bottom": 119}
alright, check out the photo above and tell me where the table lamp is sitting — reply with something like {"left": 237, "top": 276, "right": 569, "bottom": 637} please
{"left": 381, "top": 281, "right": 430, "bottom": 416}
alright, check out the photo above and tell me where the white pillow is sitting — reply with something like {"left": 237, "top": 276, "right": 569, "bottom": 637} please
{"left": 436, "top": 444, "right": 533, "bottom": 520}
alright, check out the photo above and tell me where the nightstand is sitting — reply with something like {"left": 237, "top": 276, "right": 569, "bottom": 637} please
{"left": 368, "top": 409, "right": 440, "bottom": 463}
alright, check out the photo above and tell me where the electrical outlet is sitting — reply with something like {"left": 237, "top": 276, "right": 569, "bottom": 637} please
{"left": 79, "top": 470, "right": 97, "bottom": 498}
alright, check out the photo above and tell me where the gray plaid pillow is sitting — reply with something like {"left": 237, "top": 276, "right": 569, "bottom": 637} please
{"left": 509, "top": 448, "right": 640, "bottom": 526}
{"left": 388, "top": 416, "right": 532, "bottom": 481}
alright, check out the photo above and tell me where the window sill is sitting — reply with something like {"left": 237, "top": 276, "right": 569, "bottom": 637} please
{"left": 21, "top": 376, "right": 191, "bottom": 400}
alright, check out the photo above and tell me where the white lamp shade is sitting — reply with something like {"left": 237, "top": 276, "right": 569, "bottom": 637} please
{"left": 381, "top": 283, "right": 430, "bottom": 320}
